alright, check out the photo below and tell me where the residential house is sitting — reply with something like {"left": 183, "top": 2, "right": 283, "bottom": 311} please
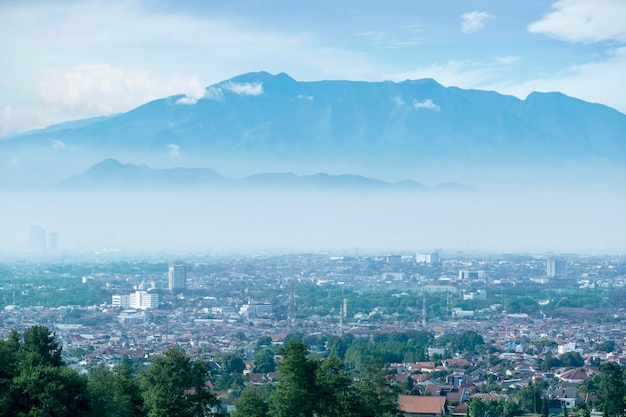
{"left": 398, "top": 395, "right": 447, "bottom": 417}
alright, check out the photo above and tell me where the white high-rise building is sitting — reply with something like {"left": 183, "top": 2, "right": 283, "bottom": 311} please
{"left": 112, "top": 294, "right": 131, "bottom": 308}
{"left": 129, "top": 291, "right": 159, "bottom": 310}
{"left": 168, "top": 265, "right": 186, "bottom": 291}
{"left": 416, "top": 252, "right": 440, "bottom": 265}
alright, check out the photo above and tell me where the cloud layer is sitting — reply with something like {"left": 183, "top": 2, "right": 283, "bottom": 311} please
{"left": 461, "top": 11, "right": 495, "bottom": 33}
{"left": 528, "top": 0, "right": 626, "bottom": 43}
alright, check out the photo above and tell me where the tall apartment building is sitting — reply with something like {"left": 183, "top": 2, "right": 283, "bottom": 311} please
{"left": 129, "top": 291, "right": 159, "bottom": 310}
{"left": 546, "top": 257, "right": 567, "bottom": 277}
{"left": 112, "top": 294, "right": 130, "bottom": 308}
{"left": 168, "top": 265, "right": 186, "bottom": 291}
{"left": 47, "top": 232, "right": 59, "bottom": 253}
{"left": 459, "top": 270, "right": 486, "bottom": 280}
{"left": 29, "top": 225, "right": 46, "bottom": 253}
{"left": 416, "top": 252, "right": 440, "bottom": 265}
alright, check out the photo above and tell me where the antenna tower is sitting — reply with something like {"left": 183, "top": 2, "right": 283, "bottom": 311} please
{"left": 288, "top": 279, "right": 296, "bottom": 325}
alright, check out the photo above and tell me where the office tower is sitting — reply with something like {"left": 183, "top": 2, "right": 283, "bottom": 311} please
{"left": 129, "top": 291, "right": 159, "bottom": 310}
{"left": 112, "top": 294, "right": 131, "bottom": 308}
{"left": 168, "top": 265, "right": 186, "bottom": 291}
{"left": 47, "top": 232, "right": 59, "bottom": 253}
{"left": 416, "top": 252, "right": 440, "bottom": 265}
{"left": 29, "top": 225, "right": 46, "bottom": 253}
{"left": 546, "top": 257, "right": 567, "bottom": 277}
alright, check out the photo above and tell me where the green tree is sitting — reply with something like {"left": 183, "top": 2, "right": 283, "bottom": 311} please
{"left": 215, "top": 351, "right": 246, "bottom": 375}
{"left": 596, "top": 341, "right": 616, "bottom": 353}
{"left": 140, "top": 348, "right": 219, "bottom": 417}
{"left": 232, "top": 387, "right": 269, "bottom": 417}
{"left": 0, "top": 329, "right": 21, "bottom": 410}
{"left": 87, "top": 363, "right": 144, "bottom": 417}
{"left": 516, "top": 381, "right": 543, "bottom": 414}
{"left": 21, "top": 325, "right": 63, "bottom": 368}
{"left": 470, "top": 397, "right": 486, "bottom": 417}
{"left": 8, "top": 365, "right": 90, "bottom": 417}
{"left": 598, "top": 362, "right": 626, "bottom": 417}
{"left": 543, "top": 353, "right": 560, "bottom": 371}
{"left": 316, "top": 356, "right": 355, "bottom": 417}
{"left": 559, "top": 351, "right": 584, "bottom": 368}
{"left": 270, "top": 340, "right": 318, "bottom": 417}
{"left": 256, "top": 336, "right": 273, "bottom": 350}
{"left": 542, "top": 396, "right": 549, "bottom": 417}
{"left": 350, "top": 361, "right": 398, "bottom": 417}
{"left": 253, "top": 348, "right": 276, "bottom": 373}
{"left": 503, "top": 400, "right": 519, "bottom": 417}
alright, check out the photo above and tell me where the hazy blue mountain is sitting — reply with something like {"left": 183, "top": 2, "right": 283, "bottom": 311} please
{"left": 57, "top": 159, "right": 225, "bottom": 190}
{"left": 2, "top": 71, "right": 625, "bottom": 188}
{"left": 54, "top": 159, "right": 466, "bottom": 192}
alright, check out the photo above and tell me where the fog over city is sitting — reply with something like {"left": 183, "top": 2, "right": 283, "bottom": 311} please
{"left": 2, "top": 188, "right": 623, "bottom": 255}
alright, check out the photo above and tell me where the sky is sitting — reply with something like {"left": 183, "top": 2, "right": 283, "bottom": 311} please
{"left": 1, "top": 0, "right": 626, "bottom": 137}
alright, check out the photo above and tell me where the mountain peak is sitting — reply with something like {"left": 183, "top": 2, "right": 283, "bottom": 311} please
{"left": 90, "top": 158, "right": 123, "bottom": 170}
{"left": 224, "top": 71, "right": 295, "bottom": 84}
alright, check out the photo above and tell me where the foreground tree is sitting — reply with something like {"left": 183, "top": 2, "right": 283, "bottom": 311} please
{"left": 87, "top": 363, "right": 144, "bottom": 417}
{"left": 20, "top": 325, "right": 64, "bottom": 368}
{"left": 270, "top": 340, "right": 319, "bottom": 417}
{"left": 7, "top": 364, "right": 90, "bottom": 417}
{"left": 598, "top": 362, "right": 626, "bottom": 417}
{"left": 140, "top": 348, "right": 219, "bottom": 417}
{"left": 350, "top": 361, "right": 398, "bottom": 417}
{"left": 232, "top": 386, "right": 269, "bottom": 417}
{"left": 315, "top": 356, "right": 355, "bottom": 417}
{"left": 1, "top": 326, "right": 90, "bottom": 417}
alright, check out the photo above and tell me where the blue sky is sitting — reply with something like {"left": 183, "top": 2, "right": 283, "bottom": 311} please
{"left": 1, "top": 0, "right": 625, "bottom": 136}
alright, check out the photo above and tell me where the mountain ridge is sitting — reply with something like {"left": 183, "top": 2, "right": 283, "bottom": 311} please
{"left": 53, "top": 159, "right": 475, "bottom": 192}
{"left": 1, "top": 71, "right": 624, "bottom": 188}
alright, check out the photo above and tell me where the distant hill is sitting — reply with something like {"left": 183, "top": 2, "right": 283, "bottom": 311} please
{"left": 2, "top": 71, "right": 625, "bottom": 188}
{"left": 57, "top": 159, "right": 224, "bottom": 190}
{"left": 55, "top": 159, "right": 472, "bottom": 192}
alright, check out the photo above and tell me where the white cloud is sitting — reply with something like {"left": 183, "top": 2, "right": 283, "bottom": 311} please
{"left": 203, "top": 86, "right": 225, "bottom": 101}
{"left": 461, "top": 11, "right": 495, "bottom": 34}
{"left": 356, "top": 24, "right": 423, "bottom": 49}
{"left": 528, "top": 0, "right": 626, "bottom": 43}
{"left": 175, "top": 97, "right": 198, "bottom": 105}
{"left": 412, "top": 99, "right": 440, "bottom": 111}
{"left": 222, "top": 82, "right": 264, "bottom": 96}
{"left": 0, "top": 1, "right": 377, "bottom": 135}
{"left": 392, "top": 96, "right": 406, "bottom": 107}
{"left": 52, "top": 140, "right": 65, "bottom": 150}
{"left": 297, "top": 94, "right": 314, "bottom": 101}
{"left": 495, "top": 56, "right": 521, "bottom": 65}
{"left": 38, "top": 64, "right": 207, "bottom": 118}
{"left": 167, "top": 144, "right": 181, "bottom": 158}
{"left": 176, "top": 86, "right": 225, "bottom": 105}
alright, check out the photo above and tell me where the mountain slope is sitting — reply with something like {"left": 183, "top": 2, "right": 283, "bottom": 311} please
{"left": 2, "top": 71, "right": 625, "bottom": 188}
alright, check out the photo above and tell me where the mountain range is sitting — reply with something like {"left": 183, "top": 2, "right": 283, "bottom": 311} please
{"left": 2, "top": 71, "right": 625, "bottom": 189}
{"left": 51, "top": 158, "right": 474, "bottom": 192}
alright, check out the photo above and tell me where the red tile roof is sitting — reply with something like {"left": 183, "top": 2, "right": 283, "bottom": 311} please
{"left": 398, "top": 395, "right": 446, "bottom": 414}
